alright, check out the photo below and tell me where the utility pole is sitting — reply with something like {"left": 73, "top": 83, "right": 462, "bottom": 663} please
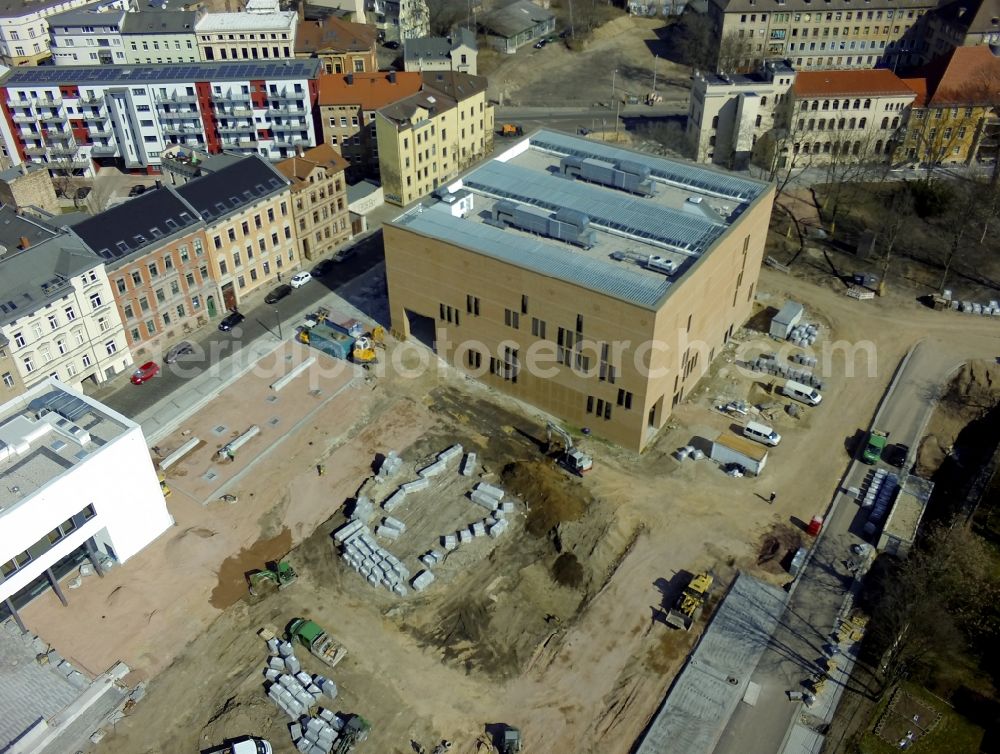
{"left": 652, "top": 54, "right": 658, "bottom": 92}
{"left": 275, "top": 309, "right": 283, "bottom": 340}
{"left": 614, "top": 99, "right": 621, "bottom": 142}
{"left": 611, "top": 69, "right": 617, "bottom": 108}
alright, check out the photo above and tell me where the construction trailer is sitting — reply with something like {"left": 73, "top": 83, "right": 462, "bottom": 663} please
{"left": 769, "top": 301, "right": 804, "bottom": 339}
{"left": 710, "top": 433, "right": 768, "bottom": 475}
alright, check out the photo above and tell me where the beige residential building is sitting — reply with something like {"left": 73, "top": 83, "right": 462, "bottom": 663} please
{"left": 376, "top": 71, "right": 493, "bottom": 206}
{"left": 383, "top": 130, "right": 774, "bottom": 451}
{"left": 196, "top": 0, "right": 297, "bottom": 62}
{"left": 0, "top": 0, "right": 114, "bottom": 67}
{"left": 689, "top": 63, "right": 917, "bottom": 169}
{"left": 0, "top": 234, "right": 132, "bottom": 394}
{"left": 317, "top": 70, "right": 423, "bottom": 174}
{"left": 706, "top": 0, "right": 935, "bottom": 73}
{"left": 0, "top": 164, "right": 59, "bottom": 215}
{"left": 275, "top": 144, "right": 352, "bottom": 262}
{"left": 176, "top": 155, "right": 297, "bottom": 310}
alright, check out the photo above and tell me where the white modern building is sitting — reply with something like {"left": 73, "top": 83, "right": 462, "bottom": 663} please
{"left": 0, "top": 59, "right": 321, "bottom": 174}
{"left": 0, "top": 378, "right": 173, "bottom": 629}
{"left": 0, "top": 234, "right": 132, "bottom": 396}
{"left": 369, "top": 0, "right": 429, "bottom": 43}
{"left": 195, "top": 0, "right": 297, "bottom": 62}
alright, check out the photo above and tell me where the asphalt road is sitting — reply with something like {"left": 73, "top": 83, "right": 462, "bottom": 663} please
{"left": 495, "top": 104, "right": 687, "bottom": 140}
{"left": 92, "top": 231, "right": 386, "bottom": 420}
{"left": 713, "top": 340, "right": 963, "bottom": 754}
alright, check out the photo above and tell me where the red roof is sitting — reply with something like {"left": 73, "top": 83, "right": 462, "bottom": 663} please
{"left": 316, "top": 71, "right": 423, "bottom": 110}
{"left": 902, "top": 77, "right": 929, "bottom": 107}
{"left": 920, "top": 46, "right": 1000, "bottom": 106}
{"left": 793, "top": 69, "right": 917, "bottom": 98}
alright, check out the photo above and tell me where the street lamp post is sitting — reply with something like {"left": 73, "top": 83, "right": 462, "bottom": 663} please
{"left": 653, "top": 55, "right": 658, "bottom": 92}
{"left": 611, "top": 69, "right": 617, "bottom": 107}
{"left": 275, "top": 309, "right": 283, "bottom": 340}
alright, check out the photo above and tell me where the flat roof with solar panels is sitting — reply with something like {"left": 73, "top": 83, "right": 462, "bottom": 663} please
{"left": 390, "top": 129, "right": 771, "bottom": 310}
{"left": 0, "top": 59, "right": 319, "bottom": 87}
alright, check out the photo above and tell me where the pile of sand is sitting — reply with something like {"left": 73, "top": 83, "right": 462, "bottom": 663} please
{"left": 501, "top": 461, "right": 591, "bottom": 536}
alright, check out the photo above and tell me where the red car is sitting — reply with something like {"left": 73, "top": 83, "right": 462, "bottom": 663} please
{"left": 130, "top": 361, "right": 160, "bottom": 384}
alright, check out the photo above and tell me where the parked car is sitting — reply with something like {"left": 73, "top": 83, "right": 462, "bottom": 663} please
{"left": 218, "top": 310, "right": 245, "bottom": 332}
{"left": 534, "top": 38, "right": 547, "bottom": 49}
{"left": 74, "top": 186, "right": 91, "bottom": 200}
{"left": 128, "top": 185, "right": 147, "bottom": 197}
{"left": 130, "top": 361, "right": 160, "bottom": 384}
{"left": 887, "top": 443, "right": 910, "bottom": 468}
{"left": 164, "top": 340, "right": 194, "bottom": 363}
{"left": 290, "top": 271, "right": 312, "bottom": 288}
{"left": 265, "top": 284, "right": 293, "bottom": 304}
{"left": 312, "top": 259, "right": 335, "bottom": 277}
{"left": 384, "top": 40, "right": 399, "bottom": 49}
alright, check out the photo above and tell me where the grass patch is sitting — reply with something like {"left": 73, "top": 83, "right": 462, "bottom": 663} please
{"left": 856, "top": 683, "right": 985, "bottom": 754}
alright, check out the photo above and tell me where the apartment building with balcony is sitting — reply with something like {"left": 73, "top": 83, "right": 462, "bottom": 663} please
{"left": 195, "top": 0, "right": 297, "bottom": 62}
{"left": 0, "top": 59, "right": 320, "bottom": 176}
{"left": 275, "top": 144, "right": 351, "bottom": 262}
{"left": 0, "top": 0, "right": 125, "bottom": 67}
{"left": 706, "top": 0, "right": 936, "bottom": 73}
{"left": 376, "top": 70, "right": 492, "bottom": 205}
{"left": 370, "top": 0, "right": 429, "bottom": 43}
{"left": 0, "top": 233, "right": 132, "bottom": 394}
{"left": 317, "top": 70, "right": 422, "bottom": 175}
{"left": 176, "top": 155, "right": 297, "bottom": 310}
{"left": 295, "top": 15, "right": 377, "bottom": 74}
{"left": 70, "top": 187, "right": 215, "bottom": 353}
{"left": 688, "top": 63, "right": 918, "bottom": 169}
{"left": 384, "top": 130, "right": 775, "bottom": 451}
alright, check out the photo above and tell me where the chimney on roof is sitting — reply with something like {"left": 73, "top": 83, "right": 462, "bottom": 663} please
{"left": 297, "top": 0, "right": 304, "bottom": 22}
{"left": 389, "top": 70, "right": 396, "bottom": 83}
{"left": 296, "top": 144, "right": 304, "bottom": 157}
{"left": 18, "top": 236, "right": 29, "bottom": 250}
{"left": 346, "top": 73, "right": 354, "bottom": 85}
{"left": 19, "top": 163, "right": 27, "bottom": 175}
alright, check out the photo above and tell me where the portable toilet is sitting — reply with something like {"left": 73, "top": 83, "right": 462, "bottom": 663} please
{"left": 806, "top": 515, "right": 824, "bottom": 536}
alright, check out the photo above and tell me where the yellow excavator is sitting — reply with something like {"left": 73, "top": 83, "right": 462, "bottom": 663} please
{"left": 351, "top": 326, "right": 385, "bottom": 365}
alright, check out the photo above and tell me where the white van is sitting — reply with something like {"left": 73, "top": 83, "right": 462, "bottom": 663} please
{"left": 744, "top": 421, "right": 782, "bottom": 446}
{"left": 781, "top": 379, "right": 822, "bottom": 406}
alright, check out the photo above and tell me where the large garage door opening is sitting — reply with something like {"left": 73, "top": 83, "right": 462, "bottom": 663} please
{"left": 404, "top": 309, "right": 437, "bottom": 352}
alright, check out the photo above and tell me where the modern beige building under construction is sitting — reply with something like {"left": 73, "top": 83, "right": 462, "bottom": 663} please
{"left": 383, "top": 130, "right": 774, "bottom": 451}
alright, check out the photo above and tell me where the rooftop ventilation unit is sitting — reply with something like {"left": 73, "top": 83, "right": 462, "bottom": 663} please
{"left": 489, "top": 200, "right": 597, "bottom": 249}
{"left": 559, "top": 156, "right": 657, "bottom": 197}
{"left": 610, "top": 250, "right": 676, "bottom": 276}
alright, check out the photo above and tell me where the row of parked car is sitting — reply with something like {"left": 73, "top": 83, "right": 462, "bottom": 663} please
{"left": 130, "top": 258, "right": 339, "bottom": 385}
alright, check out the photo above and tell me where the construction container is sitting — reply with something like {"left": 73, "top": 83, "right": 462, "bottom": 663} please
{"left": 770, "top": 302, "right": 804, "bottom": 339}
{"left": 709, "top": 434, "right": 768, "bottom": 475}
{"left": 299, "top": 324, "right": 354, "bottom": 360}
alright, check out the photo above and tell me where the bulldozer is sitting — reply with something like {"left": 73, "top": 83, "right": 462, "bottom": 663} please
{"left": 665, "top": 572, "right": 714, "bottom": 630}
{"left": 351, "top": 334, "right": 378, "bottom": 365}
{"left": 545, "top": 421, "right": 593, "bottom": 475}
{"left": 501, "top": 728, "right": 522, "bottom": 753}
{"left": 247, "top": 560, "right": 297, "bottom": 596}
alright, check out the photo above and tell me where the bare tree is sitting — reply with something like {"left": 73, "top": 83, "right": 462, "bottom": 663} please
{"left": 670, "top": 10, "right": 715, "bottom": 72}
{"left": 873, "top": 185, "right": 915, "bottom": 295}
{"left": 717, "top": 32, "right": 760, "bottom": 74}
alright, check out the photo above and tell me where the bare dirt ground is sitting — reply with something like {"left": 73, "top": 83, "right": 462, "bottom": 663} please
{"left": 30, "top": 263, "right": 1000, "bottom": 754}
{"left": 481, "top": 16, "right": 690, "bottom": 108}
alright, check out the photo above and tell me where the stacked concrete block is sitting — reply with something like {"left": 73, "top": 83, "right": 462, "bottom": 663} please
{"left": 268, "top": 656, "right": 285, "bottom": 671}
{"left": 400, "top": 478, "right": 430, "bottom": 494}
{"left": 442, "top": 534, "right": 458, "bottom": 551}
{"left": 461, "top": 452, "right": 477, "bottom": 476}
{"left": 293, "top": 715, "right": 340, "bottom": 753}
{"left": 418, "top": 458, "right": 448, "bottom": 477}
{"left": 381, "top": 516, "right": 406, "bottom": 534}
{"left": 333, "top": 520, "right": 365, "bottom": 545}
{"left": 475, "top": 482, "right": 505, "bottom": 502}
{"left": 501, "top": 501, "right": 516, "bottom": 513}
{"left": 378, "top": 451, "right": 402, "bottom": 479}
{"left": 420, "top": 550, "right": 444, "bottom": 568}
{"left": 412, "top": 570, "right": 436, "bottom": 591}
{"left": 338, "top": 524, "right": 410, "bottom": 593}
{"left": 471, "top": 521, "right": 487, "bottom": 538}
{"left": 285, "top": 655, "right": 302, "bottom": 675}
{"left": 488, "top": 519, "right": 509, "bottom": 538}
{"left": 381, "top": 487, "right": 407, "bottom": 512}
{"left": 438, "top": 443, "right": 464, "bottom": 463}
{"left": 470, "top": 489, "right": 501, "bottom": 511}
{"left": 349, "top": 496, "right": 376, "bottom": 523}
{"left": 458, "top": 528, "right": 474, "bottom": 544}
